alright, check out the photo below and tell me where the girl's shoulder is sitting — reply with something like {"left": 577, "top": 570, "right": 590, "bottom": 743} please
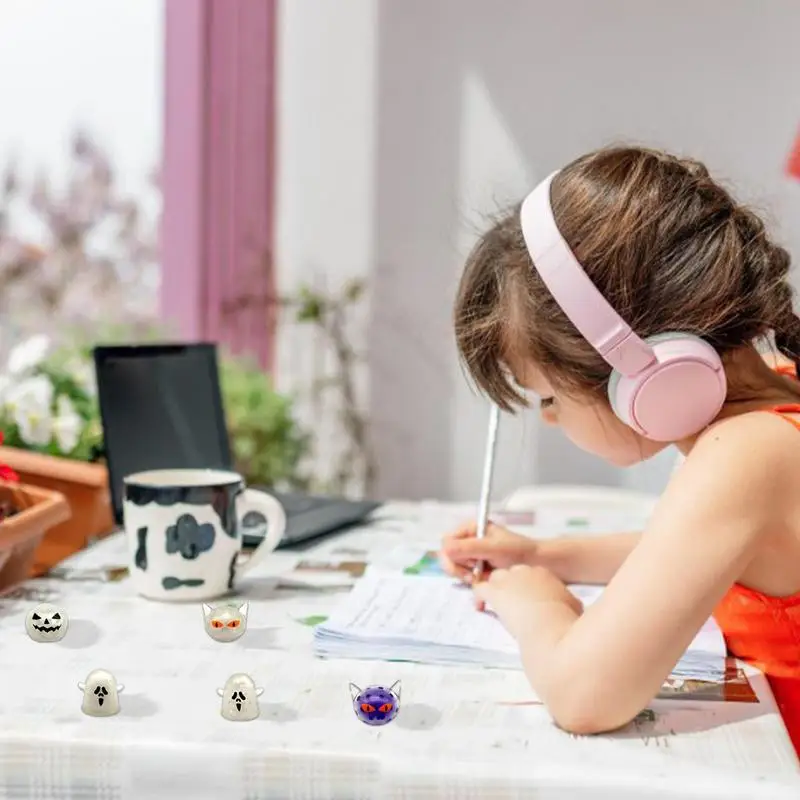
{"left": 691, "top": 407, "right": 800, "bottom": 471}
{"left": 675, "top": 408, "right": 800, "bottom": 527}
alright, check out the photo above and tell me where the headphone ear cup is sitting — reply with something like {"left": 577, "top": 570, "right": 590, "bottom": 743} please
{"left": 608, "top": 333, "right": 726, "bottom": 441}
{"left": 606, "top": 369, "right": 628, "bottom": 424}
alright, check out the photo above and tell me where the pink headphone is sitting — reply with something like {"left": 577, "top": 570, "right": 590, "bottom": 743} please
{"left": 519, "top": 172, "right": 727, "bottom": 442}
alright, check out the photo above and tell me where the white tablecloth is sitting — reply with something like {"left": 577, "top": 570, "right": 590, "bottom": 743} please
{"left": 0, "top": 501, "right": 798, "bottom": 799}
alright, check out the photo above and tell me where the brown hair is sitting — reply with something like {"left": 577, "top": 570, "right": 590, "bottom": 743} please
{"left": 454, "top": 146, "right": 800, "bottom": 412}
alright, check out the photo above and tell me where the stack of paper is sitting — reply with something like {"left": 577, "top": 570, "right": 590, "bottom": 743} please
{"left": 314, "top": 573, "right": 728, "bottom": 681}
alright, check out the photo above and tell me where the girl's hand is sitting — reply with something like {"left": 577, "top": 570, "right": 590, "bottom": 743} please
{"left": 439, "top": 521, "right": 536, "bottom": 583}
{"left": 473, "top": 564, "right": 584, "bottom": 639}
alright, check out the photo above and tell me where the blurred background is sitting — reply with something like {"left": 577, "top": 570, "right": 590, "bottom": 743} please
{"left": 0, "top": 0, "right": 798, "bottom": 505}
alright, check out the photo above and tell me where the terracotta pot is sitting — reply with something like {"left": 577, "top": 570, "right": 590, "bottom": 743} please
{"left": 0, "top": 480, "right": 70, "bottom": 591}
{"left": 0, "top": 447, "right": 114, "bottom": 576}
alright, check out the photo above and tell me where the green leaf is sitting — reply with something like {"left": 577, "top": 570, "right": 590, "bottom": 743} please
{"left": 296, "top": 297, "right": 323, "bottom": 323}
{"left": 218, "top": 352, "right": 311, "bottom": 488}
{"left": 343, "top": 279, "right": 365, "bottom": 303}
{"left": 296, "top": 615, "right": 328, "bottom": 627}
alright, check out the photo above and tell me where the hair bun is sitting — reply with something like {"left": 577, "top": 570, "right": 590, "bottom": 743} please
{"left": 731, "top": 205, "right": 790, "bottom": 283}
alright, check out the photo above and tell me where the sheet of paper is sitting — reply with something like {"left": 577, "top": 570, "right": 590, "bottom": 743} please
{"left": 316, "top": 575, "right": 516, "bottom": 654}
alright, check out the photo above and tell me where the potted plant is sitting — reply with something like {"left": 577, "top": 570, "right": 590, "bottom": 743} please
{"left": 0, "top": 435, "right": 70, "bottom": 590}
{"left": 219, "top": 354, "right": 311, "bottom": 490}
{"left": 0, "top": 336, "right": 311, "bottom": 574}
{"left": 0, "top": 335, "right": 110, "bottom": 575}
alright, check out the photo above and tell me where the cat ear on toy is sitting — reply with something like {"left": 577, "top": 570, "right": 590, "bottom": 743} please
{"left": 238, "top": 602, "right": 249, "bottom": 616}
{"left": 389, "top": 680, "right": 401, "bottom": 700}
{"left": 349, "top": 683, "right": 362, "bottom": 702}
{"left": 202, "top": 603, "right": 213, "bottom": 617}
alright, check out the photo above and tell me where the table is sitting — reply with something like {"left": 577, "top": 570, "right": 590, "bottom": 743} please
{"left": 0, "top": 501, "right": 798, "bottom": 799}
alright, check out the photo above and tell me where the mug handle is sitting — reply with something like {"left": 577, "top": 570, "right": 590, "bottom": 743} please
{"left": 235, "top": 488, "right": 286, "bottom": 573}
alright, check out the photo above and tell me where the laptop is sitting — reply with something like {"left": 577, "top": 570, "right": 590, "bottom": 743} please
{"left": 93, "top": 343, "right": 381, "bottom": 548}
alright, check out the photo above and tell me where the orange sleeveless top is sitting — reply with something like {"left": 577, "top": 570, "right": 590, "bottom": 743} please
{"left": 712, "top": 365, "right": 800, "bottom": 757}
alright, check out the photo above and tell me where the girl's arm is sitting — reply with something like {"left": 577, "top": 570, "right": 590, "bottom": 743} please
{"left": 535, "top": 532, "right": 641, "bottom": 585}
{"left": 483, "top": 412, "right": 793, "bottom": 734}
{"left": 536, "top": 451, "right": 684, "bottom": 584}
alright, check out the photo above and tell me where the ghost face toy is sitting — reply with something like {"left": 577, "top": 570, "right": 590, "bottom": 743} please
{"left": 217, "top": 673, "right": 263, "bottom": 721}
{"left": 79, "top": 669, "right": 124, "bottom": 717}
{"left": 25, "top": 603, "right": 68, "bottom": 642}
{"left": 349, "top": 681, "right": 401, "bottom": 726}
{"left": 203, "top": 601, "right": 248, "bottom": 642}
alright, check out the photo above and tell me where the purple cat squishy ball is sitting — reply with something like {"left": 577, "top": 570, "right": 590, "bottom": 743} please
{"left": 349, "top": 681, "right": 401, "bottom": 726}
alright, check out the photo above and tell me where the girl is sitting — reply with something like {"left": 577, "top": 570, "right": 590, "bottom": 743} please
{"left": 440, "top": 145, "right": 800, "bottom": 753}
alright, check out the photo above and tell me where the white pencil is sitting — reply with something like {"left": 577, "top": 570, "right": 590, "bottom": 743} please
{"left": 473, "top": 404, "right": 500, "bottom": 579}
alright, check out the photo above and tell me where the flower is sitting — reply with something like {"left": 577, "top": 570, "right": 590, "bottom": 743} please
{"left": 52, "top": 395, "right": 82, "bottom": 453}
{"left": 4, "top": 375, "right": 54, "bottom": 447}
{"left": 0, "top": 341, "right": 102, "bottom": 460}
{"left": 6, "top": 335, "right": 50, "bottom": 376}
{"left": 0, "top": 465, "right": 18, "bottom": 482}
{"left": 0, "top": 432, "right": 18, "bottom": 483}
{"left": 65, "top": 357, "right": 97, "bottom": 399}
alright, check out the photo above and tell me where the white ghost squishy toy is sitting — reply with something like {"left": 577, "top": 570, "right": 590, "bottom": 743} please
{"left": 79, "top": 669, "right": 124, "bottom": 717}
{"left": 217, "top": 673, "right": 263, "bottom": 721}
{"left": 25, "top": 602, "right": 69, "bottom": 642}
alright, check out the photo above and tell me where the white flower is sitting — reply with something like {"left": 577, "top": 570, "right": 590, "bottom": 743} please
{"left": 52, "top": 395, "right": 82, "bottom": 454}
{"left": 5, "top": 375, "right": 54, "bottom": 447}
{"left": 17, "top": 410, "right": 53, "bottom": 448}
{"left": 7, "top": 334, "right": 51, "bottom": 376}
{"left": 4, "top": 375, "right": 53, "bottom": 415}
{"left": 66, "top": 358, "right": 97, "bottom": 399}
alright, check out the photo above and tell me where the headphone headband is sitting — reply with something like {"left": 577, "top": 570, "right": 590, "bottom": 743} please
{"left": 519, "top": 172, "right": 655, "bottom": 377}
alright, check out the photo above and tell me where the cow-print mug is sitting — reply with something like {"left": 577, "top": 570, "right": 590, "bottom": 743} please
{"left": 122, "top": 469, "right": 286, "bottom": 601}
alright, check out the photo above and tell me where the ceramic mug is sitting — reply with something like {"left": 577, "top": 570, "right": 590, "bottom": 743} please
{"left": 122, "top": 468, "right": 286, "bottom": 601}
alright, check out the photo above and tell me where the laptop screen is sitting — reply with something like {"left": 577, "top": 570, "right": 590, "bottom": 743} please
{"left": 94, "top": 344, "right": 233, "bottom": 524}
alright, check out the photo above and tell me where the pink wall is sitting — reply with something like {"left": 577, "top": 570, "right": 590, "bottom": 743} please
{"left": 161, "top": 0, "right": 278, "bottom": 369}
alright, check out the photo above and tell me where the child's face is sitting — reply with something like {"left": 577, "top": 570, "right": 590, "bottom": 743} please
{"left": 516, "top": 362, "right": 668, "bottom": 467}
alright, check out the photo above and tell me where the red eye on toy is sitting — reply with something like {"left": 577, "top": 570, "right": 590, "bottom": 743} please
{"left": 211, "top": 620, "right": 224, "bottom": 629}
{"left": 227, "top": 620, "right": 240, "bottom": 628}
{"left": 360, "top": 703, "right": 375, "bottom": 713}
{"left": 378, "top": 703, "right": 393, "bottom": 713}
